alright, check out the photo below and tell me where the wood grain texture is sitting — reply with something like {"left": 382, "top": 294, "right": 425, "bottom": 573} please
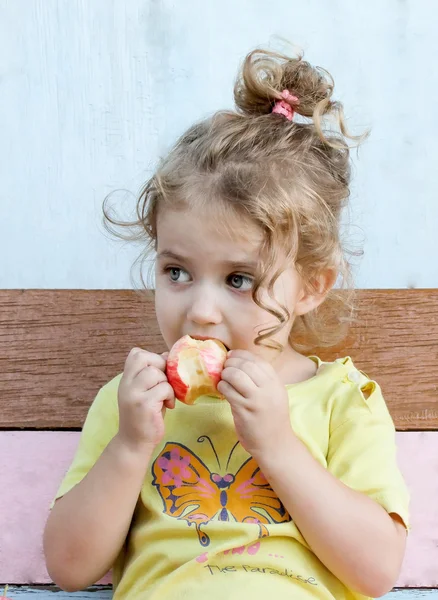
{"left": 0, "top": 290, "right": 162, "bottom": 429}
{"left": 3, "top": 588, "right": 438, "bottom": 599}
{"left": 0, "top": 431, "right": 436, "bottom": 587}
{"left": 1, "top": 289, "right": 437, "bottom": 429}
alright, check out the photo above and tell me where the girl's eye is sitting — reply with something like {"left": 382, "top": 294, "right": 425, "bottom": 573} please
{"left": 167, "top": 267, "right": 190, "bottom": 283}
{"left": 228, "top": 274, "right": 253, "bottom": 291}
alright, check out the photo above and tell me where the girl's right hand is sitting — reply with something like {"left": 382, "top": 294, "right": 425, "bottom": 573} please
{"left": 116, "top": 347, "right": 175, "bottom": 452}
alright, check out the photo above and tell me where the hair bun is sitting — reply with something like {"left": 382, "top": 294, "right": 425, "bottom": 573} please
{"left": 234, "top": 47, "right": 365, "bottom": 148}
{"left": 234, "top": 48, "right": 334, "bottom": 119}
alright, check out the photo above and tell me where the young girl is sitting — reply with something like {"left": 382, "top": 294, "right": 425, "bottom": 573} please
{"left": 44, "top": 47, "right": 409, "bottom": 600}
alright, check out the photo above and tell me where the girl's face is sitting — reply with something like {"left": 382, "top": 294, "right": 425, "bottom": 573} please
{"left": 154, "top": 206, "right": 313, "bottom": 369}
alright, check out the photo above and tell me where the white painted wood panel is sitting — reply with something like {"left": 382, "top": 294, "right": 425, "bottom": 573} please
{"left": 1, "top": 0, "right": 437, "bottom": 288}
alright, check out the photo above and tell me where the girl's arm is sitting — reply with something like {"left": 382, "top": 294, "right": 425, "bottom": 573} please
{"left": 219, "top": 351, "right": 407, "bottom": 598}
{"left": 254, "top": 435, "right": 407, "bottom": 598}
{"left": 44, "top": 348, "right": 175, "bottom": 592}
{"left": 44, "top": 434, "right": 153, "bottom": 591}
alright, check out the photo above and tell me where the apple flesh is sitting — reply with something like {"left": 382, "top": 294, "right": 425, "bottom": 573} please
{"left": 166, "top": 335, "right": 228, "bottom": 405}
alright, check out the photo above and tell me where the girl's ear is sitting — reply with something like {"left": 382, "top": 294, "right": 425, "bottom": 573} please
{"left": 294, "top": 268, "right": 338, "bottom": 316}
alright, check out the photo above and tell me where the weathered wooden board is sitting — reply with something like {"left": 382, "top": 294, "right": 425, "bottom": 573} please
{"left": 0, "top": 431, "right": 436, "bottom": 587}
{"left": 4, "top": 586, "right": 438, "bottom": 599}
{"left": 0, "top": 290, "right": 160, "bottom": 429}
{"left": 1, "top": 289, "right": 437, "bottom": 430}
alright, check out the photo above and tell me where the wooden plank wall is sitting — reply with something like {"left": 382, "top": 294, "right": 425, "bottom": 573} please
{"left": 1, "top": 289, "right": 437, "bottom": 430}
{"left": 1, "top": 289, "right": 437, "bottom": 598}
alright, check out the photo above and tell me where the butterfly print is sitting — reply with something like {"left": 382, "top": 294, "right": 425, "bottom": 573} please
{"left": 151, "top": 437, "right": 291, "bottom": 546}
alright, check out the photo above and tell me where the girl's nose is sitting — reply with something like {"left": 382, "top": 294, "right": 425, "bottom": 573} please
{"left": 187, "top": 286, "right": 222, "bottom": 326}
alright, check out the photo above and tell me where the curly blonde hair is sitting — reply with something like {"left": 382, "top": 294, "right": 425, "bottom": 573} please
{"left": 104, "top": 48, "right": 366, "bottom": 351}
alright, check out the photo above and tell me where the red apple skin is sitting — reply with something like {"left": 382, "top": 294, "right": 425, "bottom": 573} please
{"left": 166, "top": 335, "right": 227, "bottom": 405}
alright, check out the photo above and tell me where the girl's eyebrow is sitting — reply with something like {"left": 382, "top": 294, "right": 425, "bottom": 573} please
{"left": 156, "top": 250, "right": 185, "bottom": 262}
{"left": 157, "top": 249, "right": 257, "bottom": 271}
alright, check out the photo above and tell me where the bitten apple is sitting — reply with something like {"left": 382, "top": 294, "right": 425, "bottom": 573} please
{"left": 166, "top": 335, "right": 227, "bottom": 405}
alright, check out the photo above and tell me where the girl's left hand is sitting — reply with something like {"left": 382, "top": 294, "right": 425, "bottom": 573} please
{"left": 217, "top": 350, "right": 293, "bottom": 458}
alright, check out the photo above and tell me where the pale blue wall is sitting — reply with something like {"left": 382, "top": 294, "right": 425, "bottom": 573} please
{"left": 1, "top": 0, "right": 436, "bottom": 288}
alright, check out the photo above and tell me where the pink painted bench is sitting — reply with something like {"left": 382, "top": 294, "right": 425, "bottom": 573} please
{"left": 1, "top": 290, "right": 437, "bottom": 599}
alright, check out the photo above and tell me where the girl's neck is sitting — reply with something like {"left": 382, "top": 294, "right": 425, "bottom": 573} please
{"left": 273, "top": 345, "right": 318, "bottom": 386}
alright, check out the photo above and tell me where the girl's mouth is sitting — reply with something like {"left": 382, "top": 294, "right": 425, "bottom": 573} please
{"left": 190, "top": 335, "right": 230, "bottom": 351}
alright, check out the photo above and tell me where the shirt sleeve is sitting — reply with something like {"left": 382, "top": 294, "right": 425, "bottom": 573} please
{"left": 326, "top": 369, "right": 410, "bottom": 529}
{"left": 51, "top": 374, "right": 122, "bottom": 507}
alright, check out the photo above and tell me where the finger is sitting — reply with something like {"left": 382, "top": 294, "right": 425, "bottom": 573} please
{"left": 133, "top": 366, "right": 167, "bottom": 391}
{"left": 227, "top": 349, "right": 273, "bottom": 377}
{"left": 161, "top": 394, "right": 176, "bottom": 417}
{"left": 217, "top": 379, "right": 246, "bottom": 404}
{"left": 124, "top": 348, "right": 167, "bottom": 380}
{"left": 221, "top": 366, "right": 257, "bottom": 398}
{"left": 163, "top": 396, "right": 176, "bottom": 410}
{"left": 146, "top": 381, "right": 175, "bottom": 406}
{"left": 224, "top": 357, "right": 266, "bottom": 387}
{"left": 126, "top": 348, "right": 167, "bottom": 371}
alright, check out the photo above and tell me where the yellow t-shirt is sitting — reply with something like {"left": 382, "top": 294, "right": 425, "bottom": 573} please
{"left": 53, "top": 357, "right": 409, "bottom": 600}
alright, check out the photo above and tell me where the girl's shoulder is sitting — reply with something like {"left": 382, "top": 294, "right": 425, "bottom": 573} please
{"left": 311, "top": 355, "right": 370, "bottom": 389}
{"left": 295, "top": 356, "right": 394, "bottom": 430}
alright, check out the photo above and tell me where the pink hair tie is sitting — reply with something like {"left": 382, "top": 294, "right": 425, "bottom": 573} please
{"left": 271, "top": 90, "right": 299, "bottom": 121}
